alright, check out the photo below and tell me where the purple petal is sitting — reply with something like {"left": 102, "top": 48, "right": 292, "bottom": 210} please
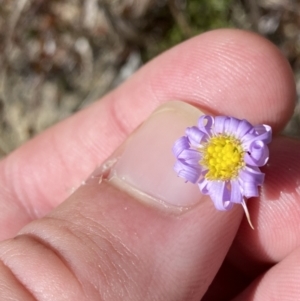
{"left": 239, "top": 166, "right": 265, "bottom": 185}
{"left": 241, "top": 132, "right": 256, "bottom": 146}
{"left": 186, "top": 126, "right": 207, "bottom": 146}
{"left": 208, "top": 181, "right": 234, "bottom": 211}
{"left": 244, "top": 140, "right": 269, "bottom": 166}
{"left": 223, "top": 182, "right": 231, "bottom": 204}
{"left": 178, "top": 149, "right": 201, "bottom": 164}
{"left": 230, "top": 180, "right": 243, "bottom": 204}
{"left": 172, "top": 136, "right": 190, "bottom": 157}
{"left": 214, "top": 116, "right": 230, "bottom": 135}
{"left": 198, "top": 175, "right": 210, "bottom": 195}
{"left": 242, "top": 124, "right": 272, "bottom": 148}
{"left": 236, "top": 120, "right": 253, "bottom": 139}
{"left": 225, "top": 117, "right": 240, "bottom": 135}
{"left": 254, "top": 124, "right": 272, "bottom": 144}
{"left": 197, "top": 115, "right": 214, "bottom": 136}
{"left": 174, "top": 160, "right": 201, "bottom": 183}
{"left": 242, "top": 181, "right": 259, "bottom": 198}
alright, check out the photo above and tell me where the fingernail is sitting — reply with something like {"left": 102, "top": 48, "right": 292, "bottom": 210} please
{"left": 87, "top": 101, "right": 206, "bottom": 208}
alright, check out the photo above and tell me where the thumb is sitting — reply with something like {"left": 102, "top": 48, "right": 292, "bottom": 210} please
{"left": 0, "top": 102, "right": 243, "bottom": 301}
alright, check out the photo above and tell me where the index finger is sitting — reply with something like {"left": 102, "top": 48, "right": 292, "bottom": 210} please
{"left": 0, "top": 29, "right": 295, "bottom": 239}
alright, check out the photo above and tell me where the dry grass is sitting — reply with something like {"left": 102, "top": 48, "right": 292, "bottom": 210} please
{"left": 0, "top": 0, "right": 298, "bottom": 155}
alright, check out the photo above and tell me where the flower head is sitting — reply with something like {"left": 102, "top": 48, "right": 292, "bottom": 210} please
{"left": 173, "top": 115, "right": 272, "bottom": 228}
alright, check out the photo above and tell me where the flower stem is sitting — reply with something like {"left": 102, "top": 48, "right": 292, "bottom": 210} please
{"left": 241, "top": 198, "right": 254, "bottom": 230}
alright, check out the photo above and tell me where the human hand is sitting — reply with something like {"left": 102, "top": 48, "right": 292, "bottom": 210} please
{"left": 0, "top": 29, "right": 297, "bottom": 300}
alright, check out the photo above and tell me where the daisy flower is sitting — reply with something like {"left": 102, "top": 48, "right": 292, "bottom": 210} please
{"left": 172, "top": 115, "right": 272, "bottom": 228}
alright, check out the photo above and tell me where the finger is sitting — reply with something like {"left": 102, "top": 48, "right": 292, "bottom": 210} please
{"left": 233, "top": 247, "right": 300, "bottom": 301}
{"left": 0, "top": 29, "right": 295, "bottom": 239}
{"left": 227, "top": 137, "right": 300, "bottom": 277}
{"left": 201, "top": 259, "right": 251, "bottom": 301}
{"left": 0, "top": 103, "right": 244, "bottom": 301}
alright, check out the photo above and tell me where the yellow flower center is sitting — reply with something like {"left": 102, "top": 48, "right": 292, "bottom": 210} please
{"left": 200, "top": 135, "right": 245, "bottom": 181}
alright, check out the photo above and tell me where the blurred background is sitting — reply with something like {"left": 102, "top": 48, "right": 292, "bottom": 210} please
{"left": 0, "top": 0, "right": 299, "bottom": 155}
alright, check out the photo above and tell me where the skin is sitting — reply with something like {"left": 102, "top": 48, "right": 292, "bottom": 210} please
{"left": 0, "top": 29, "right": 298, "bottom": 300}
